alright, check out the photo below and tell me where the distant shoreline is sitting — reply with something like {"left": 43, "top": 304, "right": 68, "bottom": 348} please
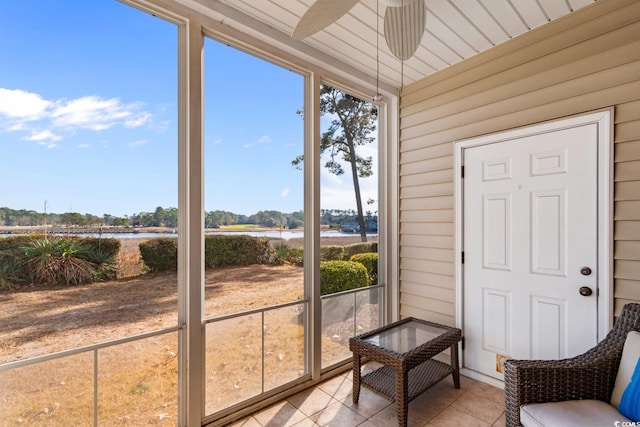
{"left": 0, "top": 225, "right": 326, "bottom": 236}
{"left": 0, "top": 226, "right": 179, "bottom": 235}
{"left": 0, "top": 226, "right": 377, "bottom": 250}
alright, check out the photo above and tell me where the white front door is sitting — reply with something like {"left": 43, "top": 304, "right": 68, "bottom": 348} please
{"left": 462, "top": 122, "right": 599, "bottom": 380}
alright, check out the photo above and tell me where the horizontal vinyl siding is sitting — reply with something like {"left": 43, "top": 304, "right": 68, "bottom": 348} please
{"left": 399, "top": 0, "right": 640, "bottom": 321}
{"left": 614, "top": 96, "right": 640, "bottom": 308}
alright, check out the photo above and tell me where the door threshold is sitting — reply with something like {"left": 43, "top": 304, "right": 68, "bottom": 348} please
{"left": 461, "top": 368, "right": 504, "bottom": 390}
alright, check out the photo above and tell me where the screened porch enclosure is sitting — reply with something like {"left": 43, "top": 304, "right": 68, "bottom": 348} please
{"left": 0, "top": 1, "right": 387, "bottom": 425}
{"left": 3, "top": 0, "right": 639, "bottom": 425}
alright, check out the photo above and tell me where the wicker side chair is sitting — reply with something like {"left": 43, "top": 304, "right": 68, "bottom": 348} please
{"left": 504, "top": 303, "right": 640, "bottom": 426}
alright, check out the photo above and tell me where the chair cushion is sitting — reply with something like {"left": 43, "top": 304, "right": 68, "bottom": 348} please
{"left": 619, "top": 357, "right": 640, "bottom": 421}
{"left": 520, "top": 400, "right": 632, "bottom": 427}
{"left": 611, "top": 331, "right": 640, "bottom": 410}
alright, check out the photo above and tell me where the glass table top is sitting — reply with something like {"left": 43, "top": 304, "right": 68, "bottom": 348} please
{"left": 362, "top": 320, "right": 449, "bottom": 354}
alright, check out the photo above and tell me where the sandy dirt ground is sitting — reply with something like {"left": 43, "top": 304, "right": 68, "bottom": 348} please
{"left": 0, "top": 235, "right": 377, "bottom": 364}
{"left": 0, "top": 235, "right": 379, "bottom": 424}
{"left": 0, "top": 265, "right": 305, "bottom": 364}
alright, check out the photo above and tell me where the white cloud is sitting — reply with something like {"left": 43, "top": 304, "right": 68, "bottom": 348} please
{"left": 51, "top": 96, "right": 135, "bottom": 131}
{"left": 77, "top": 143, "right": 90, "bottom": 149}
{"left": 124, "top": 112, "right": 151, "bottom": 128}
{"left": 281, "top": 187, "right": 290, "bottom": 198}
{"left": 7, "top": 123, "right": 25, "bottom": 131}
{"left": 0, "top": 88, "right": 156, "bottom": 147}
{"left": 24, "top": 129, "right": 63, "bottom": 142}
{"left": 0, "top": 88, "right": 52, "bottom": 119}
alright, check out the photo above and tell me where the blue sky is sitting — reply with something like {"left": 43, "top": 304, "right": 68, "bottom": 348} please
{"left": 0, "top": 1, "right": 377, "bottom": 218}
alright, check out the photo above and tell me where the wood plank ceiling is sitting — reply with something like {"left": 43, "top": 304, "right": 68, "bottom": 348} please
{"left": 184, "top": 0, "right": 597, "bottom": 91}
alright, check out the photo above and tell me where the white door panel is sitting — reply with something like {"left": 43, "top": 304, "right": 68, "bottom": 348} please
{"left": 463, "top": 123, "right": 599, "bottom": 380}
{"left": 531, "top": 190, "right": 566, "bottom": 276}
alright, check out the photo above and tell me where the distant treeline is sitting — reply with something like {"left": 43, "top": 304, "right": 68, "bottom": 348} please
{"left": 0, "top": 207, "right": 375, "bottom": 230}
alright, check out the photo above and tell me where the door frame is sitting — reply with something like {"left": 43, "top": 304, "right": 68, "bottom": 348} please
{"left": 453, "top": 109, "right": 613, "bottom": 384}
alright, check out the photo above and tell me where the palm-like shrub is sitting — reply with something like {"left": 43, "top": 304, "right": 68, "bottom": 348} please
{"left": 271, "top": 243, "right": 304, "bottom": 266}
{"left": 21, "top": 237, "right": 115, "bottom": 286}
{"left": 273, "top": 242, "right": 290, "bottom": 265}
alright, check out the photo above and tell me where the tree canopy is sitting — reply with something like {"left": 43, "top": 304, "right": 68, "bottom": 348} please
{"left": 0, "top": 206, "right": 368, "bottom": 231}
{"left": 292, "top": 85, "right": 378, "bottom": 241}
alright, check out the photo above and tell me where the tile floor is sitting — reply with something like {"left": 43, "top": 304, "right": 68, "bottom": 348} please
{"left": 230, "top": 363, "right": 506, "bottom": 427}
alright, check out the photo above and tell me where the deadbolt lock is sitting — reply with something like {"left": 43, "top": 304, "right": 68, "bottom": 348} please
{"left": 580, "top": 267, "right": 592, "bottom": 276}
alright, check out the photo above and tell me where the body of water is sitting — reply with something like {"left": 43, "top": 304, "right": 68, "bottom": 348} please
{"left": 96, "top": 230, "right": 376, "bottom": 240}
{"left": 1, "top": 230, "right": 377, "bottom": 240}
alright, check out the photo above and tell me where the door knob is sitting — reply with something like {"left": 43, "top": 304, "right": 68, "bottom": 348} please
{"left": 580, "top": 267, "right": 592, "bottom": 276}
{"left": 579, "top": 286, "right": 593, "bottom": 296}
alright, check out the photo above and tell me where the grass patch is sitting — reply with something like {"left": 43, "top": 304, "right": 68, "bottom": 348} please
{"left": 220, "top": 224, "right": 261, "bottom": 230}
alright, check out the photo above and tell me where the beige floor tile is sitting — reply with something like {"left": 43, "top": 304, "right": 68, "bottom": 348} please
{"left": 418, "top": 378, "right": 467, "bottom": 406}
{"left": 310, "top": 400, "right": 367, "bottom": 427}
{"left": 288, "top": 387, "right": 336, "bottom": 417}
{"left": 427, "top": 406, "right": 491, "bottom": 427}
{"left": 253, "top": 400, "right": 308, "bottom": 427}
{"left": 228, "top": 415, "right": 262, "bottom": 427}
{"left": 460, "top": 376, "right": 505, "bottom": 405}
{"left": 339, "top": 386, "right": 392, "bottom": 418}
{"left": 290, "top": 417, "right": 319, "bottom": 427}
{"left": 493, "top": 411, "right": 506, "bottom": 426}
{"left": 230, "top": 373, "right": 506, "bottom": 427}
{"left": 450, "top": 390, "right": 505, "bottom": 424}
{"left": 407, "top": 389, "right": 457, "bottom": 424}
{"left": 317, "top": 373, "right": 353, "bottom": 401}
{"left": 367, "top": 403, "right": 431, "bottom": 427}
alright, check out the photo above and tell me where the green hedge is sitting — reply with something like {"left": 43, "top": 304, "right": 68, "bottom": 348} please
{"left": 343, "top": 242, "right": 377, "bottom": 260}
{"left": 204, "top": 235, "right": 271, "bottom": 268}
{"left": 139, "top": 235, "right": 273, "bottom": 271}
{"left": 287, "top": 248, "right": 304, "bottom": 266}
{"left": 135, "top": 235, "right": 379, "bottom": 274}
{"left": 0, "top": 237, "right": 30, "bottom": 287}
{"left": 319, "top": 242, "right": 378, "bottom": 261}
{"left": 320, "top": 260, "right": 369, "bottom": 295}
{"left": 319, "top": 245, "right": 346, "bottom": 261}
{"left": 139, "top": 238, "right": 178, "bottom": 272}
{"left": 0, "top": 235, "right": 34, "bottom": 252}
{"left": 350, "top": 252, "right": 378, "bottom": 285}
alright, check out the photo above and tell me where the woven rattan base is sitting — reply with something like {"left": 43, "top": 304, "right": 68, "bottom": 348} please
{"left": 350, "top": 317, "right": 462, "bottom": 427}
{"left": 361, "top": 359, "right": 453, "bottom": 402}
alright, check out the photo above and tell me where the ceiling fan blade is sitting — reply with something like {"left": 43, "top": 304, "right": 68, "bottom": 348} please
{"left": 292, "top": 0, "right": 360, "bottom": 40}
{"left": 382, "top": 0, "right": 420, "bottom": 7}
{"left": 384, "top": 0, "right": 425, "bottom": 61}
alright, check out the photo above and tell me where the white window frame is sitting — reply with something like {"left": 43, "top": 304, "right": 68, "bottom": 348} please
{"left": 122, "top": 0, "right": 400, "bottom": 424}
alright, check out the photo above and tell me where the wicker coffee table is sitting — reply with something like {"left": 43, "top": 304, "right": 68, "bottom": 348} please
{"left": 349, "top": 317, "right": 462, "bottom": 427}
